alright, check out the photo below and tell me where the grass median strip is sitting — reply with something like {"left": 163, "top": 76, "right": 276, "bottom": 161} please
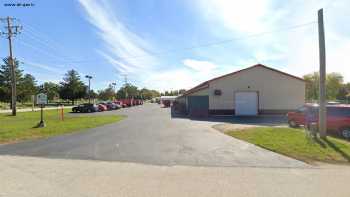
{"left": 226, "top": 127, "right": 350, "bottom": 164}
{"left": 0, "top": 109, "right": 124, "bottom": 144}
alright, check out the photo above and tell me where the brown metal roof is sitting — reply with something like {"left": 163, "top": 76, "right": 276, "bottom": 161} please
{"left": 182, "top": 64, "right": 305, "bottom": 96}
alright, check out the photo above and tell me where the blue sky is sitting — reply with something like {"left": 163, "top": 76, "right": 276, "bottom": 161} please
{"left": 0, "top": 0, "right": 349, "bottom": 91}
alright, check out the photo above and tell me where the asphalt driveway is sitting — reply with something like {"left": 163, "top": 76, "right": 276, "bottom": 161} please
{"left": 0, "top": 103, "right": 307, "bottom": 167}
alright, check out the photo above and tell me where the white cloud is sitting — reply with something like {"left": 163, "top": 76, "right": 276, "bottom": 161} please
{"left": 144, "top": 68, "right": 195, "bottom": 91}
{"left": 196, "top": 0, "right": 273, "bottom": 34}
{"left": 77, "top": 0, "right": 157, "bottom": 74}
{"left": 183, "top": 59, "right": 217, "bottom": 72}
{"left": 98, "top": 51, "right": 137, "bottom": 73}
{"left": 24, "top": 61, "right": 64, "bottom": 73}
{"left": 275, "top": 1, "right": 350, "bottom": 81}
{"left": 142, "top": 60, "right": 240, "bottom": 91}
{"left": 194, "top": 0, "right": 350, "bottom": 82}
{"left": 76, "top": 0, "right": 350, "bottom": 92}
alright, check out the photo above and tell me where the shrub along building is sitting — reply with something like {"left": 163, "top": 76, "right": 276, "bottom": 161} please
{"left": 176, "top": 64, "right": 305, "bottom": 117}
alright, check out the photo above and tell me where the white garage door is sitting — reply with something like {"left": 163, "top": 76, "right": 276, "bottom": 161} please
{"left": 235, "top": 92, "right": 258, "bottom": 116}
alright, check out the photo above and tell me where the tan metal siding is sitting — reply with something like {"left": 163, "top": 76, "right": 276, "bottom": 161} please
{"left": 209, "top": 66, "right": 305, "bottom": 110}
{"left": 186, "top": 88, "right": 208, "bottom": 96}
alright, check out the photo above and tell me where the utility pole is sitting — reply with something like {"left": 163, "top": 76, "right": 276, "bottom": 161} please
{"left": 122, "top": 74, "right": 128, "bottom": 98}
{"left": 0, "top": 17, "right": 22, "bottom": 116}
{"left": 85, "top": 75, "right": 93, "bottom": 104}
{"left": 318, "top": 9, "right": 327, "bottom": 138}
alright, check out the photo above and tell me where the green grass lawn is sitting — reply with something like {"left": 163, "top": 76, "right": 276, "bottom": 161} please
{"left": 0, "top": 109, "right": 124, "bottom": 144}
{"left": 227, "top": 127, "right": 350, "bottom": 164}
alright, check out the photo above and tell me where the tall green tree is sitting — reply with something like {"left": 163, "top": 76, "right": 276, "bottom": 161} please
{"left": 116, "top": 83, "right": 139, "bottom": 99}
{"left": 87, "top": 89, "right": 98, "bottom": 100}
{"left": 303, "top": 72, "right": 319, "bottom": 101}
{"left": 337, "top": 83, "right": 350, "bottom": 101}
{"left": 179, "top": 89, "right": 186, "bottom": 95}
{"left": 326, "top": 73, "right": 343, "bottom": 100}
{"left": 303, "top": 72, "right": 345, "bottom": 101}
{"left": 98, "top": 85, "right": 115, "bottom": 100}
{"left": 59, "top": 70, "right": 86, "bottom": 105}
{"left": 0, "top": 57, "right": 24, "bottom": 104}
{"left": 42, "top": 82, "right": 60, "bottom": 101}
{"left": 139, "top": 88, "right": 160, "bottom": 100}
{"left": 17, "top": 74, "right": 37, "bottom": 102}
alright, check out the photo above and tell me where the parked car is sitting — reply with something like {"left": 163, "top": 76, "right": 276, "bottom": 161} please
{"left": 162, "top": 100, "right": 171, "bottom": 108}
{"left": 113, "top": 101, "right": 123, "bottom": 108}
{"left": 119, "top": 99, "right": 133, "bottom": 107}
{"left": 107, "top": 102, "right": 119, "bottom": 110}
{"left": 97, "top": 103, "right": 108, "bottom": 112}
{"left": 72, "top": 103, "right": 98, "bottom": 113}
{"left": 100, "top": 102, "right": 117, "bottom": 110}
{"left": 98, "top": 102, "right": 112, "bottom": 110}
{"left": 287, "top": 104, "right": 350, "bottom": 138}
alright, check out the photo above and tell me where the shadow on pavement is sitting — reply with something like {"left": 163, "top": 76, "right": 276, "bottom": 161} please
{"left": 171, "top": 110, "right": 287, "bottom": 127}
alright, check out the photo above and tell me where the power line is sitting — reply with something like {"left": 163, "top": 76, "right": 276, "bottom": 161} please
{"left": 20, "top": 21, "right": 70, "bottom": 55}
{"left": 19, "top": 59, "right": 63, "bottom": 73}
{"left": 21, "top": 31, "right": 76, "bottom": 62}
{"left": 20, "top": 21, "right": 100, "bottom": 63}
{"left": 19, "top": 23, "right": 88, "bottom": 63}
{"left": 14, "top": 20, "right": 317, "bottom": 65}
{"left": 16, "top": 38, "right": 69, "bottom": 62}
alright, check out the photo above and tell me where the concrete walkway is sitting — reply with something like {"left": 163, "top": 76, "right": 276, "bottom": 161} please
{"left": 0, "top": 155, "right": 349, "bottom": 197}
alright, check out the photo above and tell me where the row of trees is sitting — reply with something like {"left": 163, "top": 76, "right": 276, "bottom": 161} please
{"left": 0, "top": 58, "right": 89, "bottom": 105}
{"left": 0, "top": 57, "right": 161, "bottom": 106}
{"left": 161, "top": 89, "right": 186, "bottom": 96}
{"left": 303, "top": 72, "right": 350, "bottom": 102}
{"left": 0, "top": 58, "right": 37, "bottom": 104}
{"left": 97, "top": 84, "right": 161, "bottom": 101}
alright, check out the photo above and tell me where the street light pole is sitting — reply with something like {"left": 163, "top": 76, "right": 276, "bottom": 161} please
{"left": 111, "top": 82, "right": 116, "bottom": 100}
{"left": 85, "top": 75, "right": 92, "bottom": 104}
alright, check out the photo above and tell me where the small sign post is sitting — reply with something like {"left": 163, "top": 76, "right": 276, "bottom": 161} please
{"left": 36, "top": 93, "right": 47, "bottom": 128}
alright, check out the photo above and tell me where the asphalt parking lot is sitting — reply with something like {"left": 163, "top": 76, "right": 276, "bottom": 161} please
{"left": 0, "top": 103, "right": 307, "bottom": 167}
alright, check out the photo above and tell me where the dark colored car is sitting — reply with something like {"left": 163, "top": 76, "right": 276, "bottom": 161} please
{"left": 72, "top": 103, "right": 98, "bottom": 113}
{"left": 287, "top": 104, "right": 350, "bottom": 138}
{"left": 162, "top": 100, "right": 171, "bottom": 108}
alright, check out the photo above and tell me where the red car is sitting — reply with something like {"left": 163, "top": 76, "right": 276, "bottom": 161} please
{"left": 120, "top": 99, "right": 133, "bottom": 107}
{"left": 97, "top": 103, "right": 107, "bottom": 112}
{"left": 287, "top": 104, "right": 350, "bottom": 138}
{"left": 115, "top": 100, "right": 127, "bottom": 108}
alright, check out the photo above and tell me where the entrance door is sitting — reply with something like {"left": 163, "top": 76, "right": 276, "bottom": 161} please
{"left": 235, "top": 92, "right": 258, "bottom": 116}
{"left": 187, "top": 96, "right": 209, "bottom": 117}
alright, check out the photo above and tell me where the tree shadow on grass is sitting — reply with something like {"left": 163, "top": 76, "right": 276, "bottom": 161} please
{"left": 324, "top": 138, "right": 350, "bottom": 162}
{"left": 313, "top": 137, "right": 327, "bottom": 148}
{"left": 310, "top": 135, "right": 350, "bottom": 162}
